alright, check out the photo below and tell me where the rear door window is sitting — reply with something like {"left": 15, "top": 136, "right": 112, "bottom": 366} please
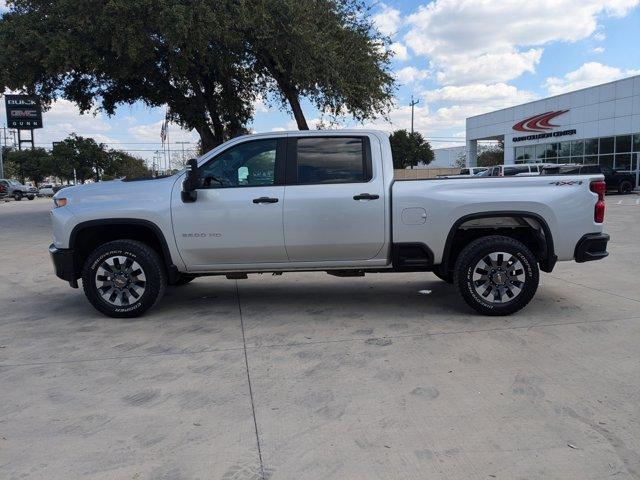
{"left": 292, "top": 137, "right": 370, "bottom": 185}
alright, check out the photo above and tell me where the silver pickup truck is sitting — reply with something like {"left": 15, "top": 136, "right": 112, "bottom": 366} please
{"left": 50, "top": 130, "right": 609, "bottom": 318}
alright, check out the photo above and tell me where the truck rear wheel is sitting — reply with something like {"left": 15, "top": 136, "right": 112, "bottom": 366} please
{"left": 618, "top": 180, "right": 633, "bottom": 194}
{"left": 82, "top": 240, "right": 166, "bottom": 318}
{"left": 13, "top": 192, "right": 22, "bottom": 201}
{"left": 454, "top": 235, "right": 539, "bottom": 316}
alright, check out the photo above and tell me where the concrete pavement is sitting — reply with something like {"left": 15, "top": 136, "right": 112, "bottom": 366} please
{"left": 1, "top": 197, "right": 639, "bottom": 479}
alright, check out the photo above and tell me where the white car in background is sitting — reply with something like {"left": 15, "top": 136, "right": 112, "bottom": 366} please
{"left": 38, "top": 184, "right": 56, "bottom": 197}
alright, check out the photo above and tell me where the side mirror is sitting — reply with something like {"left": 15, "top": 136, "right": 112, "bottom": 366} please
{"left": 181, "top": 158, "right": 199, "bottom": 203}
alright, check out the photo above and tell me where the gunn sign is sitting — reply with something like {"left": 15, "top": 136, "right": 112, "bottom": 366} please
{"left": 4, "top": 95, "right": 43, "bottom": 130}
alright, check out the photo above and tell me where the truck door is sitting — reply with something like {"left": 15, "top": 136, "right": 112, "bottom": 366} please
{"left": 171, "top": 138, "right": 288, "bottom": 269}
{"left": 283, "top": 135, "right": 385, "bottom": 262}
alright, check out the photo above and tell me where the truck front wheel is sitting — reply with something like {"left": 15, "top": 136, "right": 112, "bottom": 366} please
{"left": 454, "top": 235, "right": 539, "bottom": 316}
{"left": 82, "top": 240, "right": 166, "bottom": 318}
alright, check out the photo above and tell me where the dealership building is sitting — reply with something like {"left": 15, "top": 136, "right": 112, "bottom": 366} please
{"left": 466, "top": 75, "right": 640, "bottom": 186}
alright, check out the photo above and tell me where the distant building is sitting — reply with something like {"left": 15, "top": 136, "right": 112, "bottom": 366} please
{"left": 466, "top": 75, "right": 640, "bottom": 188}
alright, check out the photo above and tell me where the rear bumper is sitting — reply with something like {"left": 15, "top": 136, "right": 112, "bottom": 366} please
{"left": 49, "top": 243, "right": 78, "bottom": 287}
{"left": 574, "top": 233, "right": 609, "bottom": 263}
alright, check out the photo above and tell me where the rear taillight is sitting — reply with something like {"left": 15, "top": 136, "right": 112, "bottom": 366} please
{"left": 590, "top": 180, "right": 606, "bottom": 223}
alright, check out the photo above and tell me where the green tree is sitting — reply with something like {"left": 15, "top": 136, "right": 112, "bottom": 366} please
{"left": 103, "top": 150, "right": 152, "bottom": 180}
{"left": 243, "top": 0, "right": 395, "bottom": 130}
{"left": 3, "top": 148, "right": 52, "bottom": 186}
{"left": 51, "top": 135, "right": 110, "bottom": 183}
{"left": 389, "top": 129, "right": 434, "bottom": 169}
{"left": 0, "top": 0, "right": 395, "bottom": 150}
{"left": 477, "top": 141, "right": 504, "bottom": 167}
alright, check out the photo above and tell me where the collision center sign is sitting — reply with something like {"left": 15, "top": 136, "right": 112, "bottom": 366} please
{"left": 4, "top": 95, "right": 43, "bottom": 130}
{"left": 512, "top": 110, "right": 575, "bottom": 142}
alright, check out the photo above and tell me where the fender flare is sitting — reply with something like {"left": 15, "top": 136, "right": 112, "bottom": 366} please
{"left": 69, "top": 218, "right": 180, "bottom": 281}
{"left": 440, "top": 211, "right": 557, "bottom": 273}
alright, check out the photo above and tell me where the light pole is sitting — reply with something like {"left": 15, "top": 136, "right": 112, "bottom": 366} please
{"left": 176, "top": 141, "right": 190, "bottom": 166}
{"left": 409, "top": 95, "right": 420, "bottom": 134}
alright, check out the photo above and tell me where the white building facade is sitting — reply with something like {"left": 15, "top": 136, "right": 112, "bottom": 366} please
{"left": 466, "top": 75, "right": 640, "bottom": 186}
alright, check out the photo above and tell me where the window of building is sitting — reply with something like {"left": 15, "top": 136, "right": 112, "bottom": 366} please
{"left": 599, "top": 137, "right": 614, "bottom": 155}
{"left": 615, "top": 135, "right": 632, "bottom": 153}
{"left": 295, "top": 137, "right": 368, "bottom": 185}
{"left": 633, "top": 134, "right": 640, "bottom": 152}
{"left": 535, "top": 144, "right": 546, "bottom": 159}
{"left": 523, "top": 146, "right": 535, "bottom": 160}
{"left": 559, "top": 142, "right": 571, "bottom": 157}
{"left": 615, "top": 154, "right": 632, "bottom": 171}
{"left": 585, "top": 139, "right": 598, "bottom": 155}
{"left": 599, "top": 154, "right": 614, "bottom": 167}
{"left": 571, "top": 140, "right": 584, "bottom": 156}
{"left": 515, "top": 147, "right": 525, "bottom": 160}
{"left": 584, "top": 155, "right": 598, "bottom": 165}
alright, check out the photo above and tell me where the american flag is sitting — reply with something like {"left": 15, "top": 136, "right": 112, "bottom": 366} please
{"left": 160, "top": 118, "right": 168, "bottom": 143}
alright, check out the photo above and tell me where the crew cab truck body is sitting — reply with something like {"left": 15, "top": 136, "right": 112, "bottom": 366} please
{"left": 50, "top": 130, "right": 609, "bottom": 318}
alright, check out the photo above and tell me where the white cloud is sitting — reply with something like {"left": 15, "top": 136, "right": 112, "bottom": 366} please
{"left": 593, "top": 31, "right": 607, "bottom": 41}
{"left": 435, "top": 49, "right": 542, "bottom": 85}
{"left": 396, "top": 66, "right": 429, "bottom": 84}
{"left": 423, "top": 83, "right": 537, "bottom": 106}
{"left": 591, "top": 46, "right": 605, "bottom": 54}
{"left": 544, "top": 62, "right": 640, "bottom": 95}
{"left": 390, "top": 42, "right": 410, "bottom": 61}
{"left": 373, "top": 3, "right": 402, "bottom": 36}
{"left": 404, "top": 0, "right": 640, "bottom": 84}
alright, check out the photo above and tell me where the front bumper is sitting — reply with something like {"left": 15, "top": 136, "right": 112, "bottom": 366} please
{"left": 49, "top": 243, "right": 78, "bottom": 287}
{"left": 574, "top": 233, "right": 610, "bottom": 263}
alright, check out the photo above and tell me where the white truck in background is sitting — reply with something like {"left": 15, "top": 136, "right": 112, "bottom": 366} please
{"left": 50, "top": 130, "right": 609, "bottom": 318}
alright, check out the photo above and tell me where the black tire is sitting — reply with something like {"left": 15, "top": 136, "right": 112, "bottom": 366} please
{"left": 82, "top": 240, "right": 166, "bottom": 318}
{"left": 618, "top": 180, "right": 633, "bottom": 194}
{"left": 454, "top": 235, "right": 539, "bottom": 316}
{"left": 433, "top": 267, "right": 453, "bottom": 284}
{"left": 13, "top": 192, "right": 22, "bottom": 201}
{"left": 27, "top": 195, "right": 35, "bottom": 200}
{"left": 170, "top": 274, "right": 197, "bottom": 286}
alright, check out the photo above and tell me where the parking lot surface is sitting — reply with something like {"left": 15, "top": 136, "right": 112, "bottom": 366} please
{"left": 1, "top": 196, "right": 639, "bottom": 480}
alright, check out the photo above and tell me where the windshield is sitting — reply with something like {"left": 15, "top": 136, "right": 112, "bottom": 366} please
{"left": 476, "top": 169, "right": 491, "bottom": 176}
{"left": 8, "top": 180, "right": 21, "bottom": 186}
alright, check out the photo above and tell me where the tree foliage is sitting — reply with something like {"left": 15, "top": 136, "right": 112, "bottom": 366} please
{"left": 389, "top": 130, "right": 434, "bottom": 169}
{"left": 3, "top": 135, "right": 152, "bottom": 184}
{"left": 0, "top": 0, "right": 395, "bottom": 151}
{"left": 3, "top": 148, "right": 51, "bottom": 185}
{"left": 477, "top": 141, "right": 504, "bottom": 167}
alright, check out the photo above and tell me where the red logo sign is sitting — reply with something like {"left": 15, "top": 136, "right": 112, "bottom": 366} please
{"left": 513, "top": 110, "right": 569, "bottom": 132}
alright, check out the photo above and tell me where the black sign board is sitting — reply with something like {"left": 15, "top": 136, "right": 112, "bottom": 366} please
{"left": 4, "top": 95, "right": 43, "bottom": 130}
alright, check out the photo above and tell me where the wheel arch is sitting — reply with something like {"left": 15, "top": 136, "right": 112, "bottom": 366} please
{"left": 69, "top": 219, "right": 179, "bottom": 282}
{"left": 440, "top": 211, "right": 556, "bottom": 275}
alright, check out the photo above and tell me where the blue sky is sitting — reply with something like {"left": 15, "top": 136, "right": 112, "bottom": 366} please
{"left": 1, "top": 0, "right": 640, "bottom": 161}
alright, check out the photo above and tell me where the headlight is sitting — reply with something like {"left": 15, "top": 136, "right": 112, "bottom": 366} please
{"left": 54, "top": 197, "right": 67, "bottom": 208}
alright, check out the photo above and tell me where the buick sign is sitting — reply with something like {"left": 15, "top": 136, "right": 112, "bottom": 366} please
{"left": 4, "top": 95, "right": 43, "bottom": 130}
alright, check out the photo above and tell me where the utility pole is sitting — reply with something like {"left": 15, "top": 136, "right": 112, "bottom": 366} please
{"left": 409, "top": 95, "right": 420, "bottom": 134}
{"left": 176, "top": 141, "right": 190, "bottom": 165}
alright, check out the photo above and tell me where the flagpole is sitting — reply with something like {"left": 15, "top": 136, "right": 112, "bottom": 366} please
{"left": 166, "top": 113, "right": 171, "bottom": 172}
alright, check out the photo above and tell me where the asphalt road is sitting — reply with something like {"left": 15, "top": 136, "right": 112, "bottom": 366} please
{"left": 1, "top": 196, "right": 639, "bottom": 480}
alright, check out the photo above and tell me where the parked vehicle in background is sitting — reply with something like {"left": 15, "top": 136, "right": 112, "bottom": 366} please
{"left": 459, "top": 167, "right": 488, "bottom": 176}
{"left": 50, "top": 130, "right": 609, "bottom": 318}
{"left": 541, "top": 164, "right": 636, "bottom": 194}
{"left": 437, "top": 167, "right": 488, "bottom": 179}
{"left": 38, "top": 184, "right": 56, "bottom": 197}
{"left": 479, "top": 164, "right": 547, "bottom": 177}
{"left": 0, "top": 179, "right": 37, "bottom": 201}
{"left": 0, "top": 182, "right": 7, "bottom": 199}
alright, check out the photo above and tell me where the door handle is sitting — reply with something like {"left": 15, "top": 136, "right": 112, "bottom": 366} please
{"left": 353, "top": 193, "right": 380, "bottom": 201}
{"left": 253, "top": 196, "right": 279, "bottom": 204}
